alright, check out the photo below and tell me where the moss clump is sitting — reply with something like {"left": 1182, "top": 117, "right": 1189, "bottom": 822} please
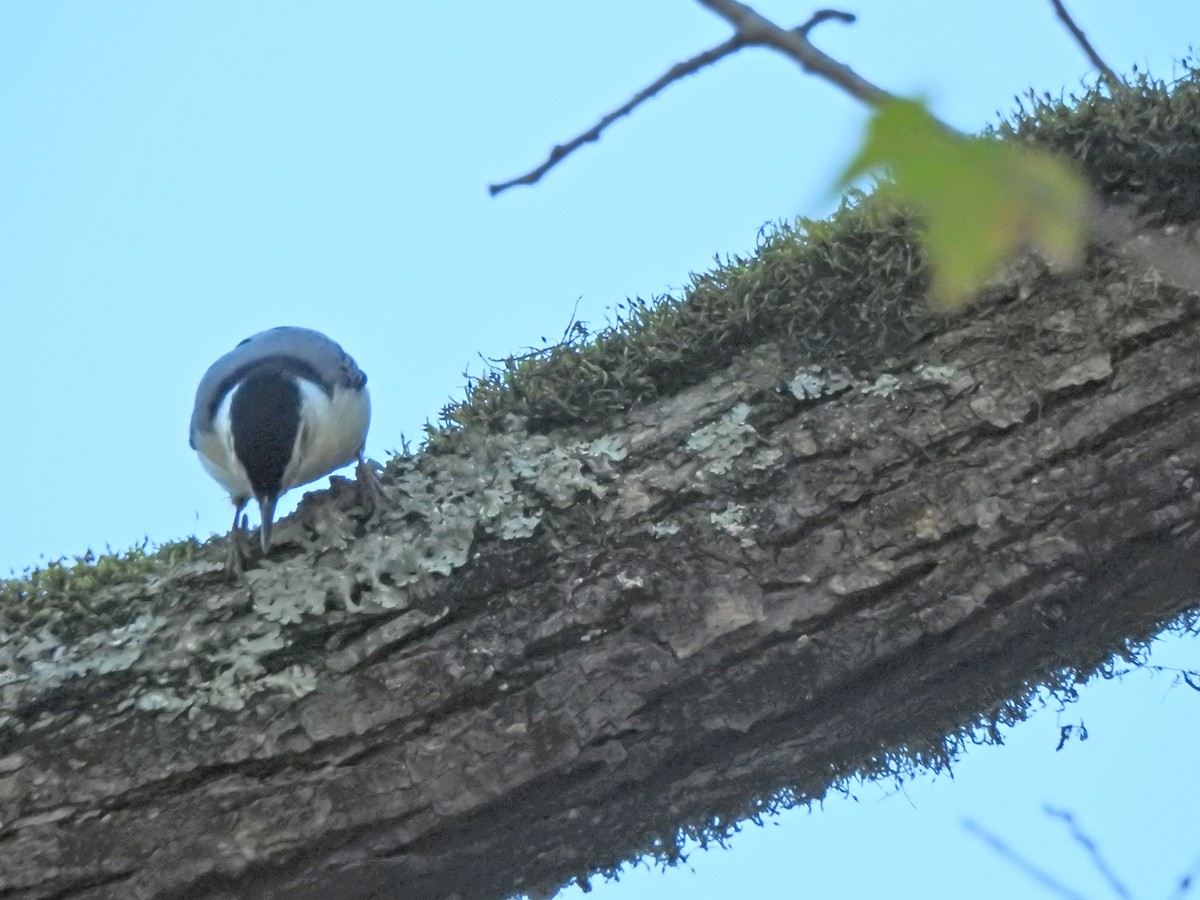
{"left": 995, "top": 62, "right": 1200, "bottom": 222}
{"left": 0, "top": 538, "right": 204, "bottom": 636}
{"left": 435, "top": 62, "right": 1200, "bottom": 444}
{"left": 437, "top": 195, "right": 931, "bottom": 439}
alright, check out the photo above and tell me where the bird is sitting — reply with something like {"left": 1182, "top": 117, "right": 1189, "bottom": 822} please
{"left": 190, "top": 326, "right": 379, "bottom": 571}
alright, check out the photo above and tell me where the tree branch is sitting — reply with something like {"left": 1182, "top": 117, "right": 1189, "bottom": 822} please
{"left": 488, "top": 34, "right": 748, "bottom": 196}
{"left": 1043, "top": 807, "right": 1132, "bottom": 900}
{"left": 1170, "top": 849, "right": 1200, "bottom": 900}
{"left": 1048, "top": 0, "right": 1120, "bottom": 88}
{"left": 963, "top": 819, "right": 1090, "bottom": 900}
{"left": 9, "top": 231, "right": 1200, "bottom": 897}
{"left": 489, "top": 6, "right": 885, "bottom": 196}
{"left": 695, "top": 1, "right": 893, "bottom": 105}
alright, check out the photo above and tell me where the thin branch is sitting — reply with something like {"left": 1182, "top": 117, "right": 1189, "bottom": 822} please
{"left": 1138, "top": 663, "right": 1200, "bottom": 691}
{"left": 490, "top": 5, "right": 884, "bottom": 196}
{"left": 488, "top": 33, "right": 747, "bottom": 196}
{"left": 1048, "top": 0, "right": 1120, "bottom": 87}
{"left": 1169, "top": 849, "right": 1200, "bottom": 900}
{"left": 1043, "top": 807, "right": 1132, "bottom": 900}
{"left": 696, "top": 0, "right": 894, "bottom": 106}
{"left": 796, "top": 8, "right": 855, "bottom": 38}
{"left": 963, "top": 819, "right": 1090, "bottom": 900}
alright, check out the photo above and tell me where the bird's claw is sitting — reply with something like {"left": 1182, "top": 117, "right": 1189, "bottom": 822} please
{"left": 224, "top": 511, "right": 251, "bottom": 581}
{"left": 356, "top": 455, "right": 385, "bottom": 517}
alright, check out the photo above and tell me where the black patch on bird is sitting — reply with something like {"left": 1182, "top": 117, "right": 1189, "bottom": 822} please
{"left": 208, "top": 355, "right": 333, "bottom": 425}
{"left": 229, "top": 367, "right": 302, "bottom": 499}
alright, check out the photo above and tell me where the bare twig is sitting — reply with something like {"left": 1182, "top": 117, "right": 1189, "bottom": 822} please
{"left": 478, "top": 297, "right": 590, "bottom": 368}
{"left": 491, "top": 3, "right": 1200, "bottom": 324}
{"left": 1169, "top": 849, "right": 1200, "bottom": 899}
{"left": 796, "top": 8, "right": 855, "bottom": 38}
{"left": 488, "top": 34, "right": 747, "bottom": 196}
{"left": 696, "top": 0, "right": 893, "bottom": 106}
{"left": 490, "top": 5, "right": 885, "bottom": 195}
{"left": 1043, "top": 807, "right": 1132, "bottom": 900}
{"left": 1048, "top": 0, "right": 1120, "bottom": 87}
{"left": 963, "top": 819, "right": 1090, "bottom": 900}
{"left": 1139, "top": 663, "right": 1200, "bottom": 691}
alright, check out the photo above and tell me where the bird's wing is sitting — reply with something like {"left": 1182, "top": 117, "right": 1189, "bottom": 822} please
{"left": 190, "top": 327, "right": 366, "bottom": 449}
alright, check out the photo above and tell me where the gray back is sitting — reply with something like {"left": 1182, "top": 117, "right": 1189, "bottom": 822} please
{"left": 190, "top": 327, "right": 366, "bottom": 447}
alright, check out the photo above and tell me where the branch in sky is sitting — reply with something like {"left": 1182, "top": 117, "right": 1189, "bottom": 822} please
{"left": 695, "top": 0, "right": 892, "bottom": 105}
{"left": 1043, "top": 807, "right": 1132, "bottom": 900}
{"left": 1048, "top": 0, "right": 1120, "bottom": 87}
{"left": 488, "top": 34, "right": 748, "bottom": 196}
{"left": 962, "top": 819, "right": 1090, "bottom": 900}
{"left": 489, "top": 6, "right": 879, "bottom": 195}
{"left": 490, "top": 2, "right": 1195, "bottom": 316}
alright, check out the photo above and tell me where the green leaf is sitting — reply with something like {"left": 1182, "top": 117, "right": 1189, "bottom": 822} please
{"left": 839, "top": 99, "right": 1089, "bottom": 309}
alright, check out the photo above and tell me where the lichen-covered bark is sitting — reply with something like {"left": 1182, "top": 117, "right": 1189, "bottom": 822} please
{"left": 2, "top": 246, "right": 1199, "bottom": 899}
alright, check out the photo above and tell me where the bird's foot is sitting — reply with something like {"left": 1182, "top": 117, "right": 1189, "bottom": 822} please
{"left": 356, "top": 455, "right": 385, "bottom": 517}
{"left": 225, "top": 512, "right": 251, "bottom": 580}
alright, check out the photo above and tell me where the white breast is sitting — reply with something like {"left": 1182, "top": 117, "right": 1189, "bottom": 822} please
{"left": 195, "top": 391, "right": 254, "bottom": 501}
{"left": 283, "top": 380, "right": 371, "bottom": 492}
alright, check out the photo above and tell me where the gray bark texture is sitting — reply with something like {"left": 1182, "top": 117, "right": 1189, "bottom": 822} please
{"left": 2, "top": 233, "right": 1200, "bottom": 899}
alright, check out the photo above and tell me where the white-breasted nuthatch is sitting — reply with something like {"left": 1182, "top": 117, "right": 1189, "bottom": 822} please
{"left": 190, "top": 326, "right": 378, "bottom": 570}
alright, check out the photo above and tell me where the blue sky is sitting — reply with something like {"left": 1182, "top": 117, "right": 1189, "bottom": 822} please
{"left": 1, "top": 2, "right": 1198, "bottom": 897}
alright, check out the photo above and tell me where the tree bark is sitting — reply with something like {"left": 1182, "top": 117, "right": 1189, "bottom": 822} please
{"left": 2, "top": 245, "right": 1199, "bottom": 900}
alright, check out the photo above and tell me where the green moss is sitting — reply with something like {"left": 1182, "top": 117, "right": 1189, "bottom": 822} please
{"left": 994, "top": 61, "right": 1200, "bottom": 222}
{"left": 0, "top": 538, "right": 205, "bottom": 636}
{"left": 433, "top": 62, "right": 1200, "bottom": 445}
{"left": 434, "top": 194, "right": 930, "bottom": 441}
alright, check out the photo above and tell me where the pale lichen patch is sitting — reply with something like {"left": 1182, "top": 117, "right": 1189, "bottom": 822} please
{"left": 912, "top": 363, "right": 957, "bottom": 384}
{"left": 134, "top": 689, "right": 192, "bottom": 717}
{"left": 645, "top": 521, "right": 681, "bottom": 538}
{"left": 788, "top": 366, "right": 852, "bottom": 400}
{"left": 499, "top": 514, "right": 543, "bottom": 540}
{"left": 861, "top": 373, "right": 903, "bottom": 398}
{"left": 710, "top": 504, "right": 749, "bottom": 536}
{"left": 686, "top": 404, "right": 758, "bottom": 475}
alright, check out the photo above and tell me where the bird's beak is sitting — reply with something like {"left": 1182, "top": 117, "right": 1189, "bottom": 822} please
{"left": 257, "top": 494, "right": 279, "bottom": 553}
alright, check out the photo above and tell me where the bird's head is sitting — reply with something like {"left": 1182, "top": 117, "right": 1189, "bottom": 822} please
{"left": 228, "top": 366, "right": 303, "bottom": 553}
